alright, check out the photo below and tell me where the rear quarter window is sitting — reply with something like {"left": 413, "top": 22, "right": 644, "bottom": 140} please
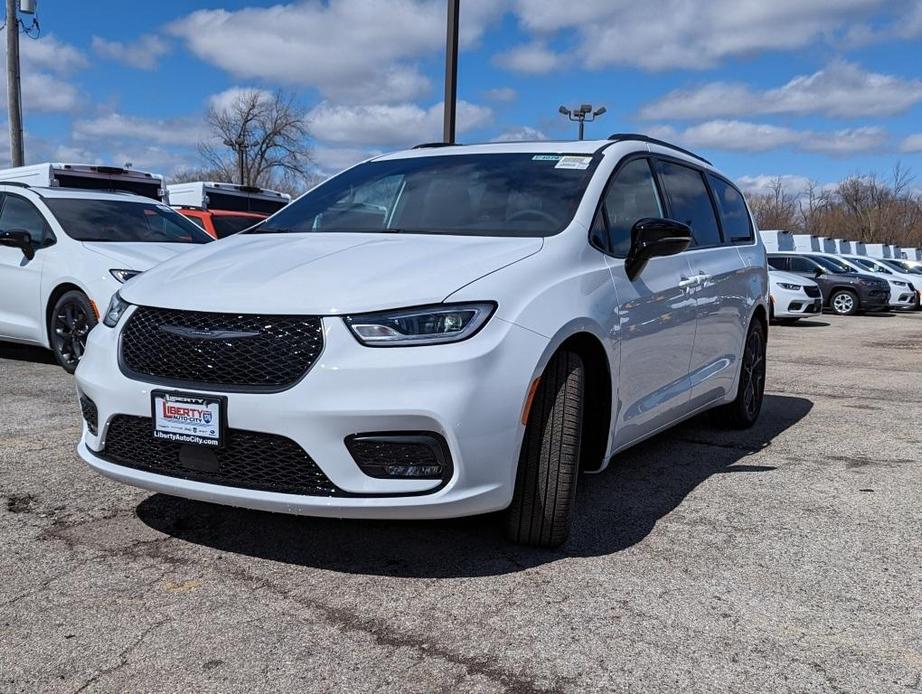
{"left": 708, "top": 175, "right": 753, "bottom": 244}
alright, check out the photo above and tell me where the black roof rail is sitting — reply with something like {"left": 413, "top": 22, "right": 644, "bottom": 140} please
{"left": 0, "top": 180, "right": 31, "bottom": 189}
{"left": 607, "top": 133, "right": 712, "bottom": 165}
{"left": 412, "top": 142, "right": 462, "bottom": 149}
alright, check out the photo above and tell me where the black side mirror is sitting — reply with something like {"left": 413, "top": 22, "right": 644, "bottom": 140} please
{"left": 625, "top": 218, "right": 693, "bottom": 280}
{"left": 0, "top": 229, "right": 35, "bottom": 260}
{"left": 813, "top": 267, "right": 823, "bottom": 277}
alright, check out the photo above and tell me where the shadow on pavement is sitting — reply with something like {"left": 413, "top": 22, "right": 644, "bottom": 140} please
{"left": 137, "top": 394, "right": 813, "bottom": 578}
{"left": 0, "top": 342, "right": 56, "bottom": 365}
{"left": 783, "top": 319, "right": 830, "bottom": 328}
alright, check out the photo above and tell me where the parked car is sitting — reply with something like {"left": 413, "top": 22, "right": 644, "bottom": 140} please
{"left": 767, "top": 252, "right": 890, "bottom": 315}
{"left": 76, "top": 135, "right": 770, "bottom": 547}
{"left": 881, "top": 258, "right": 922, "bottom": 274}
{"left": 0, "top": 184, "right": 213, "bottom": 371}
{"left": 839, "top": 254, "right": 921, "bottom": 310}
{"left": 768, "top": 269, "right": 822, "bottom": 323}
{"left": 168, "top": 182, "right": 291, "bottom": 239}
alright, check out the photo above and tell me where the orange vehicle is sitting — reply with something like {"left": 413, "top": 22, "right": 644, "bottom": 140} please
{"left": 167, "top": 181, "right": 291, "bottom": 240}
{"left": 174, "top": 207, "right": 267, "bottom": 240}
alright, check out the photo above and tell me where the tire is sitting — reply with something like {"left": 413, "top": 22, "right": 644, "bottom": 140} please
{"left": 504, "top": 351, "right": 584, "bottom": 548}
{"left": 49, "top": 290, "right": 97, "bottom": 373}
{"left": 714, "top": 320, "right": 766, "bottom": 429}
{"left": 829, "top": 289, "right": 859, "bottom": 316}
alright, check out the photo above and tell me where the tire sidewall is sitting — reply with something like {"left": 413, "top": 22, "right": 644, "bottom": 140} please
{"left": 50, "top": 290, "right": 97, "bottom": 373}
{"left": 830, "top": 290, "right": 858, "bottom": 316}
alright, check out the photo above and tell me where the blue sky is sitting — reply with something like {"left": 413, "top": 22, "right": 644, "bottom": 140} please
{"left": 5, "top": 0, "right": 922, "bottom": 194}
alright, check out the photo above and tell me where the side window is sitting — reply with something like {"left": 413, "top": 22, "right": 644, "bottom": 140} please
{"left": 656, "top": 161, "right": 721, "bottom": 247}
{"left": 707, "top": 175, "right": 752, "bottom": 244}
{"left": 767, "top": 256, "right": 787, "bottom": 271}
{"left": 789, "top": 257, "right": 816, "bottom": 273}
{"left": 0, "top": 194, "right": 52, "bottom": 246}
{"left": 600, "top": 158, "right": 663, "bottom": 257}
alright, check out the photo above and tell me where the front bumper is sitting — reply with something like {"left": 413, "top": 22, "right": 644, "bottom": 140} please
{"left": 772, "top": 288, "right": 822, "bottom": 318}
{"left": 76, "top": 312, "right": 548, "bottom": 519}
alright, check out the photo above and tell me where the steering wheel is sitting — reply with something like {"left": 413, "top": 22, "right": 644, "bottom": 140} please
{"left": 507, "top": 209, "right": 559, "bottom": 226}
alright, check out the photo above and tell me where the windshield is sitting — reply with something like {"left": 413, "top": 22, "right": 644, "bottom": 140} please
{"left": 250, "top": 153, "right": 599, "bottom": 237}
{"left": 213, "top": 214, "right": 261, "bottom": 239}
{"left": 44, "top": 198, "right": 213, "bottom": 243}
{"left": 811, "top": 255, "right": 854, "bottom": 274}
{"left": 849, "top": 257, "right": 887, "bottom": 273}
{"left": 882, "top": 259, "right": 922, "bottom": 274}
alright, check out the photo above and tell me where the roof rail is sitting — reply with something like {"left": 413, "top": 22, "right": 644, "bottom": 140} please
{"left": 412, "top": 142, "right": 461, "bottom": 149}
{"left": 0, "top": 181, "right": 31, "bottom": 189}
{"left": 607, "top": 133, "right": 712, "bottom": 165}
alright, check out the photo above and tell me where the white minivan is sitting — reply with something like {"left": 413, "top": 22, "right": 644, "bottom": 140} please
{"left": 0, "top": 184, "right": 213, "bottom": 371}
{"left": 75, "top": 136, "right": 769, "bottom": 547}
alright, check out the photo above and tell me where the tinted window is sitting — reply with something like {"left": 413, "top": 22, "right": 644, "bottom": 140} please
{"left": 43, "top": 199, "right": 212, "bottom": 243}
{"left": 182, "top": 214, "right": 206, "bottom": 229}
{"left": 601, "top": 158, "right": 663, "bottom": 256}
{"left": 788, "top": 257, "right": 818, "bottom": 273}
{"left": 767, "top": 256, "right": 787, "bottom": 271}
{"left": 0, "top": 195, "right": 52, "bottom": 246}
{"left": 213, "top": 215, "right": 260, "bottom": 238}
{"left": 657, "top": 161, "right": 721, "bottom": 247}
{"left": 708, "top": 175, "right": 752, "bottom": 243}
{"left": 252, "top": 153, "right": 599, "bottom": 237}
{"left": 809, "top": 255, "right": 852, "bottom": 274}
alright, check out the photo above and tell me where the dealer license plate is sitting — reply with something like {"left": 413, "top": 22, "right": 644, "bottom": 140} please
{"left": 151, "top": 390, "right": 225, "bottom": 448}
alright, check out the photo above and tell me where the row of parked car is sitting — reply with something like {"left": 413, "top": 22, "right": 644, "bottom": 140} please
{"left": 767, "top": 251, "right": 922, "bottom": 322}
{"left": 0, "top": 163, "right": 290, "bottom": 371}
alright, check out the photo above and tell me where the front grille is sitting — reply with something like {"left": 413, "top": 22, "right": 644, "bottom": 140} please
{"left": 102, "top": 415, "right": 344, "bottom": 496}
{"left": 804, "top": 285, "right": 821, "bottom": 298}
{"left": 120, "top": 306, "right": 323, "bottom": 390}
{"left": 79, "top": 395, "right": 98, "bottom": 435}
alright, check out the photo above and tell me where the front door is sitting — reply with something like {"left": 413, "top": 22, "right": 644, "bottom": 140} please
{"left": 596, "top": 157, "right": 698, "bottom": 448}
{"left": 0, "top": 194, "right": 50, "bottom": 343}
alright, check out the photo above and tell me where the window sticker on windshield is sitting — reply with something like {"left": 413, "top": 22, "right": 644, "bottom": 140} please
{"left": 554, "top": 156, "right": 593, "bottom": 170}
{"left": 532, "top": 155, "right": 562, "bottom": 161}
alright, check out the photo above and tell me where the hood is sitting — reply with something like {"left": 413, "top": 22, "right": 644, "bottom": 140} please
{"left": 769, "top": 270, "right": 815, "bottom": 287}
{"left": 81, "top": 241, "right": 196, "bottom": 271}
{"left": 120, "top": 232, "right": 544, "bottom": 314}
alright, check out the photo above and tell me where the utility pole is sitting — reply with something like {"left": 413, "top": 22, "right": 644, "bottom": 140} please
{"left": 224, "top": 136, "right": 247, "bottom": 185}
{"left": 6, "top": 0, "right": 24, "bottom": 166}
{"left": 442, "top": 0, "right": 459, "bottom": 144}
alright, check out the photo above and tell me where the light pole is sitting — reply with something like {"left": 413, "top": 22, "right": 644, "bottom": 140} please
{"left": 223, "top": 136, "right": 249, "bottom": 185}
{"left": 559, "top": 104, "right": 607, "bottom": 140}
{"left": 442, "top": 0, "right": 460, "bottom": 143}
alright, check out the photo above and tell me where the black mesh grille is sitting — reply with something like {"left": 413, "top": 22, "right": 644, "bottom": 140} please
{"left": 79, "top": 395, "right": 98, "bottom": 435}
{"left": 345, "top": 434, "right": 451, "bottom": 480}
{"left": 120, "top": 306, "right": 323, "bottom": 390}
{"left": 102, "top": 415, "right": 344, "bottom": 496}
{"left": 804, "top": 285, "right": 821, "bottom": 298}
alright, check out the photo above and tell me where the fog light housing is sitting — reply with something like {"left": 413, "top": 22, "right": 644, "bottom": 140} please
{"left": 345, "top": 432, "right": 452, "bottom": 481}
{"left": 79, "top": 394, "right": 98, "bottom": 435}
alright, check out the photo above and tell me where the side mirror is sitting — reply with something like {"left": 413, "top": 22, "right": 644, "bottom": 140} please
{"left": 625, "top": 218, "right": 692, "bottom": 280}
{"left": 0, "top": 229, "right": 35, "bottom": 260}
{"left": 813, "top": 267, "right": 823, "bottom": 277}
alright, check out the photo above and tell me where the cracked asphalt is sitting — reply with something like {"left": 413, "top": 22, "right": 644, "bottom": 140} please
{"left": 2, "top": 313, "right": 921, "bottom": 693}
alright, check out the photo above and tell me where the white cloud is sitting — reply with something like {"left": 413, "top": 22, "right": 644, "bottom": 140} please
{"left": 735, "top": 174, "right": 814, "bottom": 197}
{"left": 207, "top": 86, "right": 273, "bottom": 115}
{"left": 484, "top": 87, "right": 517, "bottom": 102}
{"left": 901, "top": 133, "right": 922, "bottom": 153}
{"left": 493, "top": 42, "right": 561, "bottom": 74}
{"left": 0, "top": 34, "right": 85, "bottom": 112}
{"left": 492, "top": 126, "right": 547, "bottom": 142}
{"left": 92, "top": 34, "right": 169, "bottom": 70}
{"left": 311, "top": 146, "right": 379, "bottom": 176}
{"left": 19, "top": 34, "right": 87, "bottom": 74}
{"left": 73, "top": 113, "right": 208, "bottom": 147}
{"left": 308, "top": 100, "right": 492, "bottom": 148}
{"left": 639, "top": 62, "right": 922, "bottom": 120}
{"left": 168, "top": 0, "right": 504, "bottom": 103}
{"left": 508, "top": 0, "right": 890, "bottom": 71}
{"left": 649, "top": 120, "right": 889, "bottom": 155}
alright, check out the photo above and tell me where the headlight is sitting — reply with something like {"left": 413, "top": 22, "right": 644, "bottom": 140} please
{"left": 102, "top": 292, "right": 131, "bottom": 327}
{"left": 892, "top": 280, "right": 908, "bottom": 287}
{"left": 857, "top": 278, "right": 878, "bottom": 287}
{"left": 110, "top": 269, "right": 142, "bottom": 283}
{"left": 344, "top": 302, "right": 496, "bottom": 346}
{"left": 777, "top": 282, "right": 801, "bottom": 291}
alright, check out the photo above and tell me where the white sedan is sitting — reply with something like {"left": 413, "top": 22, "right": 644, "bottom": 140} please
{"left": 769, "top": 270, "right": 823, "bottom": 323}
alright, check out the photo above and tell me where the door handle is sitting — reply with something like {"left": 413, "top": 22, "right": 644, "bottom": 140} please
{"left": 679, "top": 276, "right": 699, "bottom": 289}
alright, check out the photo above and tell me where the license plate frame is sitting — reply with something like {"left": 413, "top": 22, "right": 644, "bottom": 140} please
{"left": 151, "top": 390, "right": 227, "bottom": 448}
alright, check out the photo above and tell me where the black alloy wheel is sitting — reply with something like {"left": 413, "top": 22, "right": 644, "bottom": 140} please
{"left": 50, "top": 290, "right": 97, "bottom": 373}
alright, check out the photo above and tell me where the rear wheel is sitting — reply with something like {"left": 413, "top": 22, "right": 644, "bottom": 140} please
{"left": 504, "top": 351, "right": 584, "bottom": 548}
{"left": 50, "top": 290, "right": 97, "bottom": 373}
{"left": 715, "top": 320, "right": 766, "bottom": 429}
{"left": 830, "top": 289, "right": 859, "bottom": 316}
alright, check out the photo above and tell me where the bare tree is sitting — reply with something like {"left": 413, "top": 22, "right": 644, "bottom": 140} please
{"left": 748, "top": 177, "right": 800, "bottom": 231}
{"left": 197, "top": 89, "right": 312, "bottom": 190}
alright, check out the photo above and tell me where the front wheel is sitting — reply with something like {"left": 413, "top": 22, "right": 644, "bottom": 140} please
{"left": 714, "top": 320, "right": 766, "bottom": 429}
{"left": 50, "top": 290, "right": 97, "bottom": 373}
{"left": 830, "top": 289, "right": 859, "bottom": 316}
{"left": 504, "top": 351, "right": 584, "bottom": 548}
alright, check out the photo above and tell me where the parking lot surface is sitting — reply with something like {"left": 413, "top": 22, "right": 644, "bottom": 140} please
{"left": 1, "top": 313, "right": 921, "bottom": 693}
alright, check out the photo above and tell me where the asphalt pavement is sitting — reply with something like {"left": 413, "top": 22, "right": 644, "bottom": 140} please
{"left": 1, "top": 312, "right": 920, "bottom": 693}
